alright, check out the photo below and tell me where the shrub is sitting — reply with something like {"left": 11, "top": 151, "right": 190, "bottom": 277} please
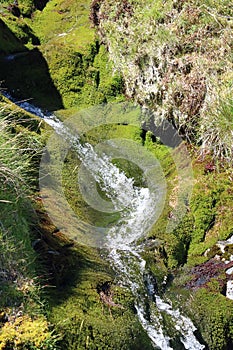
{"left": 0, "top": 316, "right": 58, "bottom": 350}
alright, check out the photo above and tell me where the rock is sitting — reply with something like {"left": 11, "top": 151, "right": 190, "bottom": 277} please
{"left": 204, "top": 248, "right": 210, "bottom": 257}
{"left": 47, "top": 250, "right": 60, "bottom": 256}
{"left": 226, "top": 281, "right": 233, "bottom": 300}
{"left": 226, "top": 267, "right": 233, "bottom": 275}
{"left": 186, "top": 259, "right": 227, "bottom": 290}
{"left": 216, "top": 242, "right": 227, "bottom": 253}
{"left": 227, "top": 236, "right": 233, "bottom": 244}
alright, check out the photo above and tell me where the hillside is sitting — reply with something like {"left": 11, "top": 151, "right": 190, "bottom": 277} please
{"left": 91, "top": 0, "right": 233, "bottom": 162}
{"left": 0, "top": 0, "right": 233, "bottom": 349}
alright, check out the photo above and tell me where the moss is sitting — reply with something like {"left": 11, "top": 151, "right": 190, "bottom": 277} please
{"left": 0, "top": 0, "right": 124, "bottom": 110}
{"left": 164, "top": 271, "right": 233, "bottom": 349}
{"left": 0, "top": 19, "right": 25, "bottom": 54}
{"left": 1, "top": 1, "right": 233, "bottom": 348}
{"left": 223, "top": 244, "right": 233, "bottom": 260}
{"left": 0, "top": 15, "right": 38, "bottom": 50}
{"left": 190, "top": 289, "right": 233, "bottom": 350}
{"left": 206, "top": 245, "right": 222, "bottom": 259}
{"left": 135, "top": 133, "right": 233, "bottom": 271}
{"left": 28, "top": 0, "right": 124, "bottom": 108}
{"left": 49, "top": 271, "right": 153, "bottom": 350}
{"left": 40, "top": 41, "right": 124, "bottom": 108}
{"left": 18, "top": 0, "right": 34, "bottom": 16}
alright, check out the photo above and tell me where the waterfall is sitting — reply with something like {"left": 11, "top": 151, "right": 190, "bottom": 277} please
{"left": 108, "top": 248, "right": 204, "bottom": 350}
{"left": 3, "top": 94, "right": 205, "bottom": 349}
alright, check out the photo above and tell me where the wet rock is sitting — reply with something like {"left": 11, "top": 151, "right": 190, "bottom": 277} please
{"left": 186, "top": 259, "right": 233, "bottom": 291}
{"left": 47, "top": 250, "right": 60, "bottom": 256}
{"left": 226, "top": 267, "right": 233, "bottom": 275}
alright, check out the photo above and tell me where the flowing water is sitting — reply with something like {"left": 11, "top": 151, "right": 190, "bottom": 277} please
{"left": 4, "top": 94, "right": 205, "bottom": 349}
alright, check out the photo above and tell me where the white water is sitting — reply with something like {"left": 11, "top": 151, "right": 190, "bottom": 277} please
{"left": 109, "top": 248, "right": 204, "bottom": 350}
{"left": 4, "top": 94, "right": 205, "bottom": 350}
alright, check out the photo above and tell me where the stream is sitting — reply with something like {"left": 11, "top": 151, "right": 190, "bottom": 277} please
{"left": 3, "top": 93, "right": 205, "bottom": 350}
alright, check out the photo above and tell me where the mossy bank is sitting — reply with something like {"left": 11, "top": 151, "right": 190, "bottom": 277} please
{"left": 0, "top": 0, "right": 124, "bottom": 110}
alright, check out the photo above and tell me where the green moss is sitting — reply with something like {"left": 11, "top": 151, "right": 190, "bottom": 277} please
{"left": 31, "top": 0, "right": 95, "bottom": 49}
{"left": 190, "top": 289, "right": 233, "bottom": 350}
{"left": 49, "top": 268, "right": 153, "bottom": 350}
{"left": 40, "top": 41, "right": 124, "bottom": 108}
{"left": 27, "top": 0, "right": 124, "bottom": 108}
{"left": 0, "top": 19, "right": 25, "bottom": 54}
{"left": 0, "top": 0, "right": 124, "bottom": 110}
{"left": 186, "top": 170, "right": 233, "bottom": 265}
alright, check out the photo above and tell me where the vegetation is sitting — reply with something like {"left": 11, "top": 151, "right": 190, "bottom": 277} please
{"left": 191, "top": 289, "right": 233, "bottom": 350}
{"left": 0, "top": 0, "right": 233, "bottom": 349}
{"left": 0, "top": 98, "right": 153, "bottom": 348}
{"left": 0, "top": 99, "right": 60, "bottom": 349}
{"left": 91, "top": 0, "right": 233, "bottom": 162}
{"left": 0, "top": 316, "right": 58, "bottom": 350}
{"left": 0, "top": 0, "right": 124, "bottom": 110}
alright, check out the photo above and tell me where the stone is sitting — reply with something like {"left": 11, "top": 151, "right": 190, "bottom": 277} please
{"left": 226, "top": 280, "right": 233, "bottom": 300}
{"left": 226, "top": 267, "right": 233, "bottom": 275}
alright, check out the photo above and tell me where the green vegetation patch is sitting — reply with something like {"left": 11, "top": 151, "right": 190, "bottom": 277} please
{"left": 49, "top": 268, "right": 153, "bottom": 350}
{"left": 0, "top": 0, "right": 125, "bottom": 109}
{"left": 0, "top": 100, "right": 59, "bottom": 349}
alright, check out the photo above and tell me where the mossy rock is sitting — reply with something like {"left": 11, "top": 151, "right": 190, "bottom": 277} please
{"left": 206, "top": 245, "right": 222, "bottom": 259}
{"left": 223, "top": 244, "right": 233, "bottom": 260}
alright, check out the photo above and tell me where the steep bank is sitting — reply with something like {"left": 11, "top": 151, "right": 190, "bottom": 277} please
{"left": 3, "top": 93, "right": 233, "bottom": 349}
{"left": 0, "top": 97, "right": 156, "bottom": 348}
{"left": 91, "top": 0, "right": 233, "bottom": 162}
{"left": 0, "top": 0, "right": 124, "bottom": 109}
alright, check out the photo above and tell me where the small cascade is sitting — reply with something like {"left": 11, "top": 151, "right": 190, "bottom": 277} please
{"left": 3, "top": 93, "right": 205, "bottom": 349}
{"left": 3, "top": 92, "right": 157, "bottom": 246}
{"left": 108, "top": 248, "right": 205, "bottom": 350}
